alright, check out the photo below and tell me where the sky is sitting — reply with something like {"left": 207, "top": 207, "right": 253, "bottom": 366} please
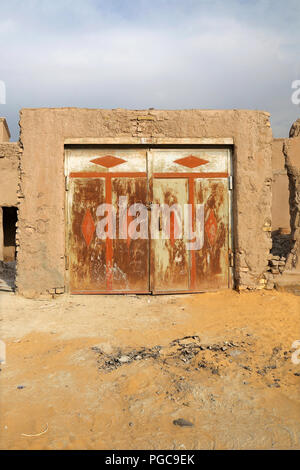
{"left": 0, "top": 0, "right": 300, "bottom": 140}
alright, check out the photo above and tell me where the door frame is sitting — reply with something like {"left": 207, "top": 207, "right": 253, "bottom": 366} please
{"left": 64, "top": 144, "right": 234, "bottom": 294}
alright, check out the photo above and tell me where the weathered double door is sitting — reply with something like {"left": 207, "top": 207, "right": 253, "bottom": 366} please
{"left": 66, "top": 148, "right": 232, "bottom": 294}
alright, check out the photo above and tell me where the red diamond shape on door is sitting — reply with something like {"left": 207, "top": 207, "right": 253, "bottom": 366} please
{"left": 205, "top": 210, "right": 218, "bottom": 246}
{"left": 174, "top": 155, "right": 209, "bottom": 168}
{"left": 90, "top": 155, "right": 126, "bottom": 168}
{"left": 81, "top": 209, "right": 95, "bottom": 247}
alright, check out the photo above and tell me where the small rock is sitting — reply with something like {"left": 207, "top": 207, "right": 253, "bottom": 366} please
{"left": 118, "top": 355, "right": 131, "bottom": 364}
{"left": 294, "top": 372, "right": 300, "bottom": 377}
{"left": 229, "top": 349, "right": 243, "bottom": 357}
{"left": 266, "top": 281, "right": 274, "bottom": 290}
{"left": 17, "top": 385, "right": 25, "bottom": 390}
{"left": 173, "top": 418, "right": 194, "bottom": 427}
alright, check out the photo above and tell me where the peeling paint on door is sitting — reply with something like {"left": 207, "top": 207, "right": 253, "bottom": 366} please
{"left": 66, "top": 147, "right": 232, "bottom": 294}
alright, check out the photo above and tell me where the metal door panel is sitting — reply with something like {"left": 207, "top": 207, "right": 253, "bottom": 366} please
{"left": 69, "top": 177, "right": 107, "bottom": 293}
{"left": 111, "top": 177, "right": 149, "bottom": 292}
{"left": 151, "top": 149, "right": 228, "bottom": 174}
{"left": 66, "top": 148, "right": 147, "bottom": 174}
{"left": 149, "top": 149, "right": 231, "bottom": 293}
{"left": 151, "top": 178, "right": 189, "bottom": 292}
{"left": 194, "top": 178, "right": 229, "bottom": 290}
{"left": 66, "top": 148, "right": 149, "bottom": 294}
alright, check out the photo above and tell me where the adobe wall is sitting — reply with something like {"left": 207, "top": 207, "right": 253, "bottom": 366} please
{"left": 0, "top": 143, "right": 20, "bottom": 206}
{"left": 0, "top": 118, "right": 10, "bottom": 143}
{"left": 17, "top": 108, "right": 273, "bottom": 297}
{"left": 0, "top": 142, "right": 20, "bottom": 262}
{"left": 283, "top": 136, "right": 300, "bottom": 271}
{"left": 272, "top": 139, "right": 290, "bottom": 231}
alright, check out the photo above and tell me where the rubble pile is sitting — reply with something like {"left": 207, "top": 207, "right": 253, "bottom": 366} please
{"left": 264, "top": 230, "right": 293, "bottom": 289}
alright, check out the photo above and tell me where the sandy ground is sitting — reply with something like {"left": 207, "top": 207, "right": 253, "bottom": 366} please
{"left": 0, "top": 289, "right": 299, "bottom": 450}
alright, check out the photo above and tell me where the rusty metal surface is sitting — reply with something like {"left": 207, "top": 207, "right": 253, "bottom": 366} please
{"left": 69, "top": 177, "right": 107, "bottom": 292}
{"left": 65, "top": 148, "right": 147, "bottom": 174}
{"left": 194, "top": 178, "right": 229, "bottom": 290}
{"left": 66, "top": 147, "right": 231, "bottom": 294}
{"left": 150, "top": 149, "right": 228, "bottom": 174}
{"left": 151, "top": 178, "right": 189, "bottom": 292}
{"left": 67, "top": 148, "right": 149, "bottom": 294}
{"left": 111, "top": 177, "right": 149, "bottom": 292}
{"left": 150, "top": 149, "right": 230, "bottom": 293}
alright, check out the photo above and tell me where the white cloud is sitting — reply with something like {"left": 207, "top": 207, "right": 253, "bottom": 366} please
{"left": 0, "top": 0, "right": 299, "bottom": 139}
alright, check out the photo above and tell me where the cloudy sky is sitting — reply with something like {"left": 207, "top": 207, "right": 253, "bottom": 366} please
{"left": 0, "top": 0, "right": 299, "bottom": 140}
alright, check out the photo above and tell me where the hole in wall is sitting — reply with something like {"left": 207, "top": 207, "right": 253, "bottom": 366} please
{"left": 3, "top": 206, "right": 17, "bottom": 261}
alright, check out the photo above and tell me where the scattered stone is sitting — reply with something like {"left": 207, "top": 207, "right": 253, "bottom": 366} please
{"left": 17, "top": 385, "right": 25, "bottom": 390}
{"left": 229, "top": 349, "right": 243, "bottom": 357}
{"left": 173, "top": 418, "right": 194, "bottom": 427}
{"left": 294, "top": 372, "right": 300, "bottom": 377}
{"left": 270, "top": 260, "right": 279, "bottom": 266}
{"left": 118, "top": 355, "right": 131, "bottom": 364}
{"left": 93, "top": 336, "right": 251, "bottom": 376}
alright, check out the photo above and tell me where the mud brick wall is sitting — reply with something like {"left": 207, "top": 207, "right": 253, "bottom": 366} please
{"left": 0, "top": 142, "right": 20, "bottom": 261}
{"left": 0, "top": 118, "right": 10, "bottom": 143}
{"left": 17, "top": 108, "right": 273, "bottom": 297}
{"left": 0, "top": 143, "right": 20, "bottom": 206}
{"left": 283, "top": 136, "right": 300, "bottom": 271}
{"left": 272, "top": 139, "right": 290, "bottom": 231}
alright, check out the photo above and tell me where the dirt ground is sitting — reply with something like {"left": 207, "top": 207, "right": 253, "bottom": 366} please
{"left": 0, "top": 289, "right": 299, "bottom": 450}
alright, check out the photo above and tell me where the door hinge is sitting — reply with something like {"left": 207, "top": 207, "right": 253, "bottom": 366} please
{"left": 228, "top": 249, "right": 234, "bottom": 267}
{"left": 65, "top": 255, "right": 69, "bottom": 270}
{"left": 65, "top": 176, "right": 69, "bottom": 191}
{"left": 228, "top": 175, "right": 233, "bottom": 190}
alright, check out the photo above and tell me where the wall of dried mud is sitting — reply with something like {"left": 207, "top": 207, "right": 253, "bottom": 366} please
{"left": 0, "top": 143, "right": 20, "bottom": 206}
{"left": 17, "top": 108, "right": 273, "bottom": 297}
{"left": 283, "top": 136, "right": 300, "bottom": 271}
{"left": 272, "top": 139, "right": 290, "bottom": 231}
{"left": 0, "top": 118, "right": 10, "bottom": 143}
{"left": 0, "top": 142, "right": 20, "bottom": 262}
